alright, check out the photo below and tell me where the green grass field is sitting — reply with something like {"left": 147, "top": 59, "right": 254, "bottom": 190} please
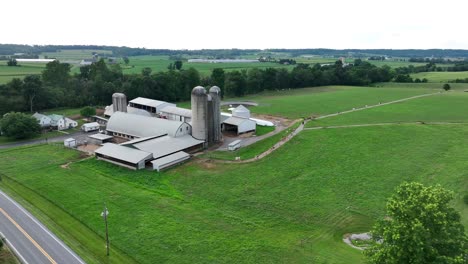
{"left": 233, "top": 85, "right": 437, "bottom": 119}
{"left": 0, "top": 62, "right": 46, "bottom": 84}
{"left": 307, "top": 91, "right": 468, "bottom": 127}
{"left": 411, "top": 71, "right": 468, "bottom": 82}
{"left": 0, "top": 123, "right": 467, "bottom": 263}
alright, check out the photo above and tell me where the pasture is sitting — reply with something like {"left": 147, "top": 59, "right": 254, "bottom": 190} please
{"left": 236, "top": 85, "right": 437, "bottom": 119}
{"left": 307, "top": 91, "right": 468, "bottom": 127}
{"left": 411, "top": 71, "right": 468, "bottom": 82}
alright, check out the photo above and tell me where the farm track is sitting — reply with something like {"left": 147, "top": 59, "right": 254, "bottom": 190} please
{"left": 207, "top": 91, "right": 444, "bottom": 164}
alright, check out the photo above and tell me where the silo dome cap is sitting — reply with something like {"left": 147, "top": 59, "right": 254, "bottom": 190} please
{"left": 112, "top": 93, "right": 126, "bottom": 98}
{"left": 191, "top": 86, "right": 207, "bottom": 95}
{"left": 209, "top": 86, "right": 221, "bottom": 94}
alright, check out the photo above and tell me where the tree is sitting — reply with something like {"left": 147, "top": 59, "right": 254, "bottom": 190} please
{"left": 443, "top": 83, "right": 451, "bottom": 91}
{"left": 42, "top": 61, "right": 71, "bottom": 86}
{"left": 0, "top": 112, "right": 41, "bottom": 139}
{"left": 7, "top": 58, "right": 17, "bottom": 66}
{"left": 365, "top": 182, "right": 467, "bottom": 264}
{"left": 22, "top": 75, "right": 43, "bottom": 113}
{"left": 123, "top": 56, "right": 130, "bottom": 65}
{"left": 80, "top": 106, "right": 96, "bottom": 118}
{"left": 174, "top": 60, "right": 183, "bottom": 70}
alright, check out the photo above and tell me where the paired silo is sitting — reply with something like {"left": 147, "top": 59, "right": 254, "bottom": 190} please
{"left": 191, "top": 86, "right": 208, "bottom": 141}
{"left": 209, "top": 86, "right": 222, "bottom": 143}
{"left": 112, "top": 93, "right": 127, "bottom": 113}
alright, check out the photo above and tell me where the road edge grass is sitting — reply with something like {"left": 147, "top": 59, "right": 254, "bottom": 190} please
{"left": 0, "top": 175, "right": 137, "bottom": 264}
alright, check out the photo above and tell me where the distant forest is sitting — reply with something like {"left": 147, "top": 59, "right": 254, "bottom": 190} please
{"left": 2, "top": 44, "right": 468, "bottom": 58}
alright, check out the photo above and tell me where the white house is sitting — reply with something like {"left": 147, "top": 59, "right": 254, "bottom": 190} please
{"left": 32, "top": 113, "right": 52, "bottom": 127}
{"left": 49, "top": 114, "right": 78, "bottom": 130}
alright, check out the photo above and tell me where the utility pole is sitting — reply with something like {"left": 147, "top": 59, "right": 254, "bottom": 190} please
{"left": 101, "top": 203, "right": 110, "bottom": 256}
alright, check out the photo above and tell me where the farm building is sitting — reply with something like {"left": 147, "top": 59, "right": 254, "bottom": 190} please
{"left": 95, "top": 143, "right": 153, "bottom": 170}
{"left": 32, "top": 113, "right": 52, "bottom": 127}
{"left": 49, "top": 114, "right": 78, "bottom": 130}
{"left": 128, "top": 97, "right": 176, "bottom": 115}
{"left": 106, "top": 112, "right": 191, "bottom": 139}
{"left": 222, "top": 116, "right": 256, "bottom": 135}
{"left": 159, "top": 106, "right": 192, "bottom": 122}
{"left": 232, "top": 105, "right": 251, "bottom": 119}
{"left": 151, "top": 152, "right": 190, "bottom": 172}
{"left": 87, "top": 134, "right": 113, "bottom": 145}
{"left": 33, "top": 113, "right": 77, "bottom": 130}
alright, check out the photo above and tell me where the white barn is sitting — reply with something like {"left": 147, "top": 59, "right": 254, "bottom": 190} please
{"left": 106, "top": 112, "right": 191, "bottom": 139}
{"left": 222, "top": 116, "right": 256, "bottom": 135}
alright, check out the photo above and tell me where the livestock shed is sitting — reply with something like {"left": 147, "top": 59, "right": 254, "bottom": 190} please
{"left": 159, "top": 106, "right": 192, "bottom": 122}
{"left": 129, "top": 97, "right": 175, "bottom": 115}
{"left": 151, "top": 151, "right": 190, "bottom": 172}
{"left": 222, "top": 116, "right": 256, "bottom": 135}
{"left": 95, "top": 143, "right": 153, "bottom": 170}
{"left": 106, "top": 112, "right": 191, "bottom": 139}
{"left": 64, "top": 138, "right": 77, "bottom": 148}
{"left": 132, "top": 135, "right": 204, "bottom": 159}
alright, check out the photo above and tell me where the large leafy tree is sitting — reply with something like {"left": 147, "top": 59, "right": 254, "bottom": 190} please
{"left": 365, "top": 182, "right": 467, "bottom": 264}
{"left": 0, "top": 112, "right": 41, "bottom": 139}
{"left": 22, "top": 75, "right": 43, "bottom": 113}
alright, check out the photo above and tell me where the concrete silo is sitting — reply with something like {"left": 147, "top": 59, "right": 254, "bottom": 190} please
{"left": 112, "top": 93, "right": 127, "bottom": 113}
{"left": 191, "top": 86, "right": 208, "bottom": 141}
{"left": 209, "top": 86, "right": 222, "bottom": 143}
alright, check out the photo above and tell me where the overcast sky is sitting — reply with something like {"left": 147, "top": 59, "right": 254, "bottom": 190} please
{"left": 2, "top": 0, "right": 467, "bottom": 50}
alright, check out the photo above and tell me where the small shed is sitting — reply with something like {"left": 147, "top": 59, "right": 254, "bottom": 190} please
{"left": 228, "top": 140, "right": 241, "bottom": 151}
{"left": 232, "top": 105, "right": 250, "bottom": 119}
{"left": 81, "top": 122, "right": 100, "bottom": 132}
{"left": 88, "top": 134, "right": 113, "bottom": 145}
{"left": 64, "top": 138, "right": 77, "bottom": 148}
{"left": 151, "top": 151, "right": 190, "bottom": 172}
{"left": 222, "top": 116, "right": 256, "bottom": 135}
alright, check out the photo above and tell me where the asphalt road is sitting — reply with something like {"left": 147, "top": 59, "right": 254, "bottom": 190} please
{"left": 0, "top": 190, "right": 86, "bottom": 264}
{"left": 0, "top": 131, "right": 97, "bottom": 149}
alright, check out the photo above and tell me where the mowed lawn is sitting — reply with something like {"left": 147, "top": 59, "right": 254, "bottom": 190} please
{"left": 240, "top": 85, "right": 436, "bottom": 119}
{"left": 308, "top": 92, "right": 468, "bottom": 127}
{"left": 411, "top": 71, "right": 468, "bottom": 82}
{"left": 1, "top": 123, "right": 467, "bottom": 263}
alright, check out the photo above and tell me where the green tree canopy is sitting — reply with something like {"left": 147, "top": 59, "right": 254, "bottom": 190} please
{"left": 365, "top": 182, "right": 467, "bottom": 264}
{"left": 443, "top": 83, "right": 451, "bottom": 91}
{"left": 80, "top": 106, "right": 96, "bottom": 117}
{"left": 0, "top": 112, "right": 41, "bottom": 139}
{"left": 7, "top": 58, "right": 17, "bottom": 66}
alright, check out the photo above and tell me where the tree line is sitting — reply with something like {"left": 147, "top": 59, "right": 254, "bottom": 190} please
{"left": 0, "top": 58, "right": 428, "bottom": 116}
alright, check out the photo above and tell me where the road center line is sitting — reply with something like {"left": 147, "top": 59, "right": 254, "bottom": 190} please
{"left": 0, "top": 208, "right": 57, "bottom": 264}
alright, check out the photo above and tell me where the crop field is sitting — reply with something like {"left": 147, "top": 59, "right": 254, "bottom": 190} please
{"left": 0, "top": 62, "right": 47, "bottom": 84}
{"left": 122, "top": 55, "right": 294, "bottom": 75}
{"left": 307, "top": 91, "right": 468, "bottom": 127}
{"left": 40, "top": 49, "right": 113, "bottom": 60}
{"left": 235, "top": 85, "right": 437, "bottom": 119}
{"left": 411, "top": 71, "right": 468, "bottom": 82}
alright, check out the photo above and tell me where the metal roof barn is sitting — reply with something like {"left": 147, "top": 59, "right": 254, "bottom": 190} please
{"left": 151, "top": 151, "right": 190, "bottom": 172}
{"left": 133, "top": 135, "right": 204, "bottom": 159}
{"left": 95, "top": 143, "right": 153, "bottom": 170}
{"left": 106, "top": 112, "right": 191, "bottom": 138}
{"left": 223, "top": 116, "right": 256, "bottom": 135}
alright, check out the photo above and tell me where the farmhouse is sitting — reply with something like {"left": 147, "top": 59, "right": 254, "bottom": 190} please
{"left": 32, "top": 113, "right": 52, "bottom": 127}
{"left": 33, "top": 113, "right": 78, "bottom": 130}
